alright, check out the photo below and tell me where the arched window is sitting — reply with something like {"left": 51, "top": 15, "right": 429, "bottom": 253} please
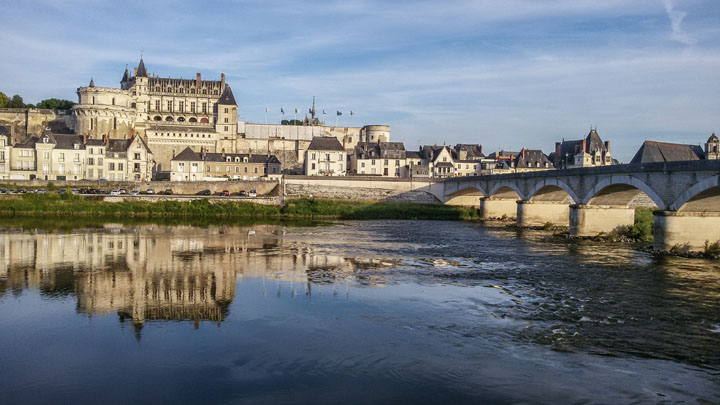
{"left": 200, "top": 117, "right": 209, "bottom": 123}
{"left": 188, "top": 117, "right": 197, "bottom": 123}
{"left": 154, "top": 116, "right": 162, "bottom": 121}
{"left": 213, "top": 90, "right": 218, "bottom": 95}
{"left": 179, "top": 88, "right": 184, "bottom": 93}
{"left": 177, "top": 117, "right": 185, "bottom": 122}
{"left": 165, "top": 116, "right": 174, "bottom": 122}
{"left": 190, "top": 88, "right": 195, "bottom": 94}
{"left": 155, "top": 87, "right": 160, "bottom": 92}
{"left": 167, "top": 87, "right": 172, "bottom": 92}
{"left": 112, "top": 98, "right": 115, "bottom": 105}
{"left": 202, "top": 89, "right": 207, "bottom": 95}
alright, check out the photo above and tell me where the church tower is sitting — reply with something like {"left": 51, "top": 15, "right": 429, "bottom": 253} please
{"left": 706, "top": 133, "right": 719, "bottom": 160}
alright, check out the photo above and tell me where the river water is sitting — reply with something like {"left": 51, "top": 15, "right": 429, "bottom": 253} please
{"left": 0, "top": 220, "right": 718, "bottom": 403}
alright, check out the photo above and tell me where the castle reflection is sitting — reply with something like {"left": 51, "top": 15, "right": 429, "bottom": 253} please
{"left": 0, "top": 225, "right": 387, "bottom": 329}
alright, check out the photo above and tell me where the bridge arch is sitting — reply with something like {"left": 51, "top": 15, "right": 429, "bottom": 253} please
{"left": 527, "top": 179, "right": 579, "bottom": 204}
{"left": 671, "top": 175, "right": 720, "bottom": 212}
{"left": 489, "top": 182, "right": 523, "bottom": 200}
{"left": 582, "top": 176, "right": 663, "bottom": 208}
{"left": 445, "top": 186, "right": 487, "bottom": 207}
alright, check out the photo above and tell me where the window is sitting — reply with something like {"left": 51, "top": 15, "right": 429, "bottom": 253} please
{"left": 244, "top": 167, "right": 248, "bottom": 173}
{"left": 134, "top": 153, "right": 141, "bottom": 160}
{"left": 361, "top": 162, "right": 365, "bottom": 168}
{"left": 167, "top": 100, "right": 173, "bottom": 112}
{"left": 384, "top": 159, "right": 388, "bottom": 165}
{"left": 311, "top": 163, "right": 315, "bottom": 170}
{"left": 134, "top": 163, "right": 140, "bottom": 172}
{"left": 202, "top": 102, "right": 207, "bottom": 113}
{"left": 59, "top": 153, "right": 64, "bottom": 162}
{"left": 179, "top": 88, "right": 184, "bottom": 94}
{"left": 371, "top": 159, "right": 375, "bottom": 165}
{"left": 202, "top": 89, "right": 207, "bottom": 95}
{"left": 224, "top": 118, "right": 228, "bottom": 123}
{"left": 155, "top": 100, "right": 160, "bottom": 111}
{"left": 90, "top": 148, "right": 94, "bottom": 154}
{"left": 98, "top": 158, "right": 103, "bottom": 166}
{"left": 311, "top": 153, "right": 316, "bottom": 160}
{"left": 224, "top": 108, "right": 228, "bottom": 113}
{"left": 325, "top": 153, "right": 330, "bottom": 161}
{"left": 44, "top": 152, "right": 50, "bottom": 159}
{"left": 254, "top": 167, "right": 258, "bottom": 173}
{"left": 118, "top": 163, "right": 123, "bottom": 171}
{"left": 190, "top": 102, "right": 195, "bottom": 113}
{"left": 74, "top": 153, "right": 79, "bottom": 162}
{"left": 179, "top": 101, "right": 184, "bottom": 112}
{"left": 88, "top": 168, "right": 93, "bottom": 178}
{"left": 109, "top": 163, "right": 115, "bottom": 170}
{"left": 215, "top": 166, "right": 220, "bottom": 172}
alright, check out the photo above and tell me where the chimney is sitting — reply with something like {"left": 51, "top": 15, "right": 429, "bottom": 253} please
{"left": 555, "top": 142, "right": 561, "bottom": 156}
{"left": 102, "top": 134, "right": 108, "bottom": 146}
{"left": 522, "top": 148, "right": 526, "bottom": 159}
{"left": 581, "top": 138, "right": 586, "bottom": 153}
{"left": 604, "top": 141, "right": 610, "bottom": 152}
{"left": 221, "top": 73, "right": 225, "bottom": 90}
{"left": 221, "top": 148, "right": 225, "bottom": 157}
{"left": 134, "top": 67, "right": 138, "bottom": 76}
{"left": 196, "top": 73, "right": 201, "bottom": 88}
{"left": 83, "top": 134, "right": 87, "bottom": 145}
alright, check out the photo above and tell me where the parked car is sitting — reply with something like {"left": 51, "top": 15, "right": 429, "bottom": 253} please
{"left": 130, "top": 190, "right": 139, "bottom": 196}
{"left": 248, "top": 189, "right": 257, "bottom": 198}
{"left": 196, "top": 190, "right": 211, "bottom": 196}
{"left": 119, "top": 189, "right": 128, "bottom": 195}
{"left": 146, "top": 189, "right": 155, "bottom": 195}
{"left": 239, "top": 190, "right": 247, "bottom": 197}
{"left": 221, "top": 190, "right": 230, "bottom": 197}
{"left": 110, "top": 190, "right": 121, "bottom": 196}
{"left": 161, "top": 189, "right": 173, "bottom": 195}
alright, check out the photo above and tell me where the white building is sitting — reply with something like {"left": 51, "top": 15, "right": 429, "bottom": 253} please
{"left": 304, "top": 137, "right": 347, "bottom": 176}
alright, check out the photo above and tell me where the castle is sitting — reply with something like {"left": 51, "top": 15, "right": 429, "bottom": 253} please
{"left": 72, "top": 58, "right": 390, "bottom": 173}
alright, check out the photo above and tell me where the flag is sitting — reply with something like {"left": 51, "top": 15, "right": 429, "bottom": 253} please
{"left": 281, "top": 108, "right": 285, "bottom": 114}
{"left": 350, "top": 111, "right": 354, "bottom": 116}
{"left": 265, "top": 107, "right": 269, "bottom": 113}
{"left": 309, "top": 108, "right": 313, "bottom": 114}
{"left": 295, "top": 108, "right": 298, "bottom": 114}
{"left": 336, "top": 111, "right": 342, "bottom": 116}
{"left": 322, "top": 109, "right": 326, "bottom": 114}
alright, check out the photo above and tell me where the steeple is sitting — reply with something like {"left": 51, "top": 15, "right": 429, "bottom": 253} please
{"left": 136, "top": 57, "right": 148, "bottom": 77}
{"left": 89, "top": 77, "right": 95, "bottom": 87}
{"left": 121, "top": 65, "right": 129, "bottom": 83}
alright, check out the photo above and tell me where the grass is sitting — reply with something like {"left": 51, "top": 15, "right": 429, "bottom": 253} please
{"left": 0, "top": 193, "right": 479, "bottom": 221}
{"left": 615, "top": 207, "right": 655, "bottom": 242}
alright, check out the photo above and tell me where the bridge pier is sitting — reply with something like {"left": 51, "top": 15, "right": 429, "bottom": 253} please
{"left": 570, "top": 205, "right": 635, "bottom": 236}
{"left": 653, "top": 211, "right": 720, "bottom": 251}
{"left": 517, "top": 201, "right": 569, "bottom": 227}
{"left": 480, "top": 198, "right": 517, "bottom": 220}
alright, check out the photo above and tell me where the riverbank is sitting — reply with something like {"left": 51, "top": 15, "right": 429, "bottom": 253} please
{"left": 0, "top": 193, "right": 479, "bottom": 221}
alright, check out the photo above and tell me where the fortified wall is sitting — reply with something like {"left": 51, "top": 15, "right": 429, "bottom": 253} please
{"left": 0, "top": 108, "right": 75, "bottom": 143}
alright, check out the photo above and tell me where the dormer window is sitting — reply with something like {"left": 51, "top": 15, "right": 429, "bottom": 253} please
{"left": 213, "top": 90, "right": 219, "bottom": 95}
{"left": 235, "top": 157, "right": 239, "bottom": 162}
{"left": 167, "top": 87, "right": 172, "bottom": 92}
{"left": 74, "top": 144, "right": 79, "bottom": 150}
{"left": 179, "top": 88, "right": 184, "bottom": 93}
{"left": 226, "top": 157, "right": 231, "bottom": 162}
{"left": 243, "top": 157, "right": 248, "bottom": 163}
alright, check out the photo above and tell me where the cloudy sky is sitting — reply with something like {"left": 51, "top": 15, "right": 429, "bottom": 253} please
{"left": 1, "top": 0, "right": 718, "bottom": 161}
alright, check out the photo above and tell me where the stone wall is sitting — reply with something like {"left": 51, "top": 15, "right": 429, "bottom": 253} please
{"left": 0, "top": 108, "right": 69, "bottom": 143}
{"left": 0, "top": 179, "right": 278, "bottom": 196}
{"left": 285, "top": 183, "right": 440, "bottom": 204}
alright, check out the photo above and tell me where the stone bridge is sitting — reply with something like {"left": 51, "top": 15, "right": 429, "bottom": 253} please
{"left": 441, "top": 160, "right": 720, "bottom": 251}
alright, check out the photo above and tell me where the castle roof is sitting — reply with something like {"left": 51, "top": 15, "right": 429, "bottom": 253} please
{"left": 53, "top": 134, "right": 85, "bottom": 150}
{"left": 308, "top": 136, "right": 344, "bottom": 151}
{"left": 107, "top": 139, "right": 132, "bottom": 154}
{"left": 136, "top": 57, "right": 148, "bottom": 77}
{"left": 630, "top": 141, "right": 704, "bottom": 164}
{"left": 709, "top": 133, "right": 718, "bottom": 143}
{"left": 217, "top": 86, "right": 237, "bottom": 106}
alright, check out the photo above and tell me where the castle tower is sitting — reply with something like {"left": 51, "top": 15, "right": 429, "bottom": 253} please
{"left": 215, "top": 85, "right": 237, "bottom": 138}
{"left": 706, "top": 133, "right": 719, "bottom": 160}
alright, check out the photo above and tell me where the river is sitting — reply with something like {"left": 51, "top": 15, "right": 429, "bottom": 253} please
{"left": 0, "top": 220, "right": 718, "bottom": 403}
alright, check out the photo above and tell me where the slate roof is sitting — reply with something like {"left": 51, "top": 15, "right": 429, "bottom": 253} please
{"left": 53, "top": 134, "right": 85, "bottom": 150}
{"left": 406, "top": 151, "right": 422, "bottom": 159}
{"left": 435, "top": 162, "right": 454, "bottom": 168}
{"left": 172, "top": 147, "right": 202, "bottom": 162}
{"left": 86, "top": 139, "right": 106, "bottom": 146}
{"left": 630, "top": 141, "right": 704, "bottom": 164}
{"left": 0, "top": 126, "right": 10, "bottom": 137}
{"left": 107, "top": 139, "right": 132, "bottom": 154}
{"left": 217, "top": 86, "right": 237, "bottom": 106}
{"left": 13, "top": 137, "right": 38, "bottom": 148}
{"left": 514, "top": 149, "right": 553, "bottom": 168}
{"left": 308, "top": 136, "right": 344, "bottom": 151}
{"left": 487, "top": 150, "right": 518, "bottom": 159}
{"left": 455, "top": 144, "right": 484, "bottom": 159}
{"left": 136, "top": 57, "right": 148, "bottom": 77}
{"left": 354, "top": 142, "right": 380, "bottom": 159}
{"left": 204, "top": 153, "right": 278, "bottom": 164}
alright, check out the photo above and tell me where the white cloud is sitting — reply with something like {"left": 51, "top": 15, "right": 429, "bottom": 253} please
{"left": 661, "top": 0, "right": 697, "bottom": 44}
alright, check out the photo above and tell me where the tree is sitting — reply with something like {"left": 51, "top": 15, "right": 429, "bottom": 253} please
{"left": 36, "top": 98, "right": 75, "bottom": 110}
{"left": 0, "top": 92, "right": 7, "bottom": 108}
{"left": 281, "top": 119, "right": 304, "bottom": 126}
{"left": 7, "top": 94, "right": 26, "bottom": 108}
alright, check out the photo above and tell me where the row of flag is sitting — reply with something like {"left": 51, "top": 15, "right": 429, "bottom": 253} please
{"left": 266, "top": 107, "right": 355, "bottom": 116}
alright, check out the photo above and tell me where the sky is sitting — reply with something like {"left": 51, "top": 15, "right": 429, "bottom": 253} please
{"left": 1, "top": 0, "right": 718, "bottom": 162}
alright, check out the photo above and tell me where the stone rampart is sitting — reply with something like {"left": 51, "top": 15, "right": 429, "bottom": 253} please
{"left": 0, "top": 179, "right": 279, "bottom": 196}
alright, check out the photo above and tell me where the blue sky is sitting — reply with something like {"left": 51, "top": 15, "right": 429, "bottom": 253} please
{"left": 1, "top": 0, "right": 718, "bottom": 161}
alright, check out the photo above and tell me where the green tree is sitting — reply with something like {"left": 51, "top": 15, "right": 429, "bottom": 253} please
{"left": 36, "top": 98, "right": 75, "bottom": 110}
{"left": 7, "top": 94, "right": 25, "bottom": 108}
{"left": 0, "top": 92, "right": 7, "bottom": 108}
{"left": 281, "top": 119, "right": 304, "bottom": 126}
